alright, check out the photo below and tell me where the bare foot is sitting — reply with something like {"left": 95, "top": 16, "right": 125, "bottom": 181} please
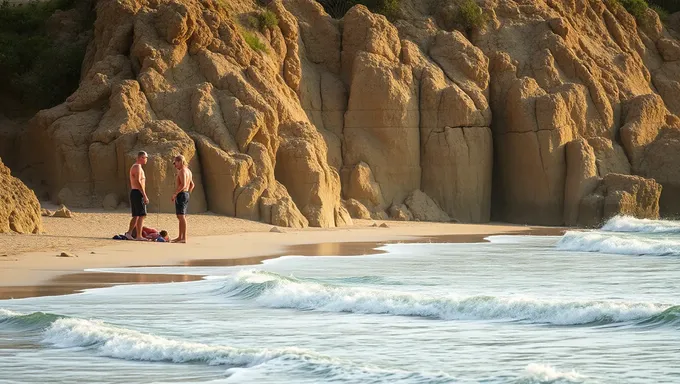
{"left": 125, "top": 232, "right": 133, "bottom": 240}
{"left": 171, "top": 238, "right": 185, "bottom": 243}
{"left": 134, "top": 237, "right": 148, "bottom": 241}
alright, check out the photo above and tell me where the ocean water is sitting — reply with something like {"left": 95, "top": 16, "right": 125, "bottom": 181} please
{"left": 2, "top": 216, "right": 680, "bottom": 384}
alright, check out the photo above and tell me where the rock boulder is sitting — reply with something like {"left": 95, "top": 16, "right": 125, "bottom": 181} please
{"left": 0, "top": 158, "right": 43, "bottom": 234}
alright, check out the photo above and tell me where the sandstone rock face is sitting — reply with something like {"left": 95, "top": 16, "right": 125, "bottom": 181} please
{"left": 578, "top": 174, "right": 662, "bottom": 227}
{"left": 601, "top": 174, "right": 662, "bottom": 220}
{"left": 636, "top": 127, "right": 680, "bottom": 216}
{"left": 13, "top": 0, "right": 680, "bottom": 227}
{"left": 343, "top": 198, "right": 372, "bottom": 220}
{"left": 259, "top": 182, "right": 309, "bottom": 228}
{"left": 343, "top": 161, "right": 385, "bottom": 210}
{"left": 618, "top": 93, "right": 680, "bottom": 216}
{"left": 389, "top": 203, "right": 413, "bottom": 221}
{"left": 102, "top": 193, "right": 119, "bottom": 210}
{"left": 417, "top": 30, "right": 493, "bottom": 223}
{"left": 18, "top": 0, "right": 310, "bottom": 226}
{"left": 53, "top": 205, "right": 74, "bottom": 218}
{"left": 342, "top": 6, "right": 421, "bottom": 209}
{"left": 475, "top": 0, "right": 680, "bottom": 224}
{"left": 564, "top": 139, "right": 598, "bottom": 226}
{"left": 0, "top": 158, "right": 43, "bottom": 234}
{"left": 587, "top": 137, "right": 631, "bottom": 177}
{"left": 404, "top": 190, "right": 451, "bottom": 222}
{"left": 276, "top": 121, "right": 346, "bottom": 227}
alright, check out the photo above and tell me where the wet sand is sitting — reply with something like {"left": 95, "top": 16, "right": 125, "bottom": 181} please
{"left": 0, "top": 272, "right": 203, "bottom": 300}
{"left": 0, "top": 227, "right": 565, "bottom": 300}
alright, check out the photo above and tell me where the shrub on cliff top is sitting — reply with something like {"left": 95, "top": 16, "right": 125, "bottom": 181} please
{"left": 315, "top": 0, "right": 400, "bottom": 19}
{"left": 434, "top": 0, "right": 487, "bottom": 34}
{"left": 650, "top": 4, "right": 669, "bottom": 21}
{"left": 456, "top": 0, "right": 487, "bottom": 31}
{"left": 648, "top": 0, "right": 679, "bottom": 13}
{"left": 0, "top": 0, "right": 90, "bottom": 111}
{"left": 609, "top": 0, "right": 674, "bottom": 27}
{"left": 616, "top": 0, "right": 650, "bottom": 20}
{"left": 258, "top": 9, "right": 278, "bottom": 30}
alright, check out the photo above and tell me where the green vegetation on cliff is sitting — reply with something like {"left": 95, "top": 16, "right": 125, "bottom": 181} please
{"left": 316, "top": 0, "right": 399, "bottom": 19}
{"left": 243, "top": 30, "right": 267, "bottom": 52}
{"left": 609, "top": 0, "right": 676, "bottom": 23}
{"left": 0, "top": 0, "right": 92, "bottom": 112}
{"left": 648, "top": 0, "right": 680, "bottom": 13}
{"left": 614, "top": 0, "right": 649, "bottom": 19}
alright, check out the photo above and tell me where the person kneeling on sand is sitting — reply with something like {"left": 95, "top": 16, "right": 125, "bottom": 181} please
{"left": 131, "top": 226, "right": 170, "bottom": 242}
{"left": 113, "top": 229, "right": 168, "bottom": 242}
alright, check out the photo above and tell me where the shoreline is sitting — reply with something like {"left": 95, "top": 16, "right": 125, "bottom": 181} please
{"left": 0, "top": 225, "right": 565, "bottom": 300}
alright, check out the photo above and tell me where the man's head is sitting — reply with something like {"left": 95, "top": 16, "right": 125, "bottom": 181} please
{"left": 173, "top": 155, "right": 186, "bottom": 169}
{"left": 137, "top": 151, "right": 148, "bottom": 165}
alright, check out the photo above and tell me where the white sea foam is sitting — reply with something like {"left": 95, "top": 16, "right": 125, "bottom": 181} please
{"left": 556, "top": 231, "right": 680, "bottom": 256}
{"left": 221, "top": 270, "right": 668, "bottom": 325}
{"left": 484, "top": 235, "right": 550, "bottom": 244}
{"left": 225, "top": 357, "right": 458, "bottom": 384}
{"left": 43, "top": 317, "right": 317, "bottom": 366}
{"left": 522, "top": 363, "right": 585, "bottom": 383}
{"left": 42, "top": 317, "right": 457, "bottom": 383}
{"left": 0, "top": 308, "right": 22, "bottom": 320}
{"left": 601, "top": 216, "right": 680, "bottom": 233}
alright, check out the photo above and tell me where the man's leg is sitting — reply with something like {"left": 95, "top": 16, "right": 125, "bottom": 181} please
{"left": 172, "top": 215, "right": 182, "bottom": 242}
{"left": 183, "top": 215, "right": 188, "bottom": 242}
{"left": 125, "top": 217, "right": 136, "bottom": 237}
{"left": 172, "top": 215, "right": 187, "bottom": 243}
{"left": 180, "top": 215, "right": 187, "bottom": 242}
{"left": 135, "top": 216, "right": 146, "bottom": 240}
{"left": 125, "top": 217, "right": 135, "bottom": 239}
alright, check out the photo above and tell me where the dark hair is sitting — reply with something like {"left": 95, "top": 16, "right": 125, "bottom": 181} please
{"left": 160, "top": 230, "right": 168, "bottom": 237}
{"left": 137, "top": 151, "right": 148, "bottom": 158}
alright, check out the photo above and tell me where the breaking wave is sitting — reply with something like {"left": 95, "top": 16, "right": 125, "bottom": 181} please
{"left": 217, "top": 270, "right": 673, "bottom": 326}
{"left": 0, "top": 309, "right": 459, "bottom": 383}
{"left": 601, "top": 216, "right": 680, "bottom": 234}
{"left": 518, "top": 363, "right": 585, "bottom": 383}
{"left": 556, "top": 231, "right": 680, "bottom": 256}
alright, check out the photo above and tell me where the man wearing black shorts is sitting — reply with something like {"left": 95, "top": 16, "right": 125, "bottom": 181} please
{"left": 171, "top": 155, "right": 194, "bottom": 243}
{"left": 126, "top": 151, "right": 149, "bottom": 241}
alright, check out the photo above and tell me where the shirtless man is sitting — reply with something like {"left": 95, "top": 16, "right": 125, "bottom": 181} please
{"left": 126, "top": 151, "right": 150, "bottom": 241}
{"left": 171, "top": 155, "right": 194, "bottom": 243}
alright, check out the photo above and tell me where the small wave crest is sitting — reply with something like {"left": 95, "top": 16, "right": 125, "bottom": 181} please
{"left": 219, "top": 270, "right": 671, "bottom": 326}
{"left": 42, "top": 316, "right": 457, "bottom": 383}
{"left": 636, "top": 305, "right": 680, "bottom": 328}
{"left": 518, "top": 363, "right": 585, "bottom": 383}
{"left": 556, "top": 231, "right": 680, "bottom": 256}
{"left": 0, "top": 309, "right": 64, "bottom": 330}
{"left": 43, "top": 317, "right": 318, "bottom": 366}
{"left": 601, "top": 216, "right": 680, "bottom": 234}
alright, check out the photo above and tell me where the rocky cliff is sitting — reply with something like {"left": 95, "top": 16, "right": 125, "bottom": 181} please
{"left": 8, "top": 0, "right": 680, "bottom": 227}
{"left": 0, "top": 157, "right": 42, "bottom": 234}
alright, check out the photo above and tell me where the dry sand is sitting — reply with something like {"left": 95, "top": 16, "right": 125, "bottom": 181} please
{"left": 0, "top": 203, "right": 565, "bottom": 299}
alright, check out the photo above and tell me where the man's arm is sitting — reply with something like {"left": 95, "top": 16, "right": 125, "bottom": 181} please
{"left": 189, "top": 175, "right": 195, "bottom": 193}
{"left": 137, "top": 167, "right": 149, "bottom": 203}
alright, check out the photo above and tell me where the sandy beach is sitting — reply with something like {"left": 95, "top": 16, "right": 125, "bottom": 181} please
{"left": 0, "top": 203, "right": 565, "bottom": 299}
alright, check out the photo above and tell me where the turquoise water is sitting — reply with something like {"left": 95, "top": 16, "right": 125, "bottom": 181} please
{"left": 2, "top": 216, "right": 680, "bottom": 383}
